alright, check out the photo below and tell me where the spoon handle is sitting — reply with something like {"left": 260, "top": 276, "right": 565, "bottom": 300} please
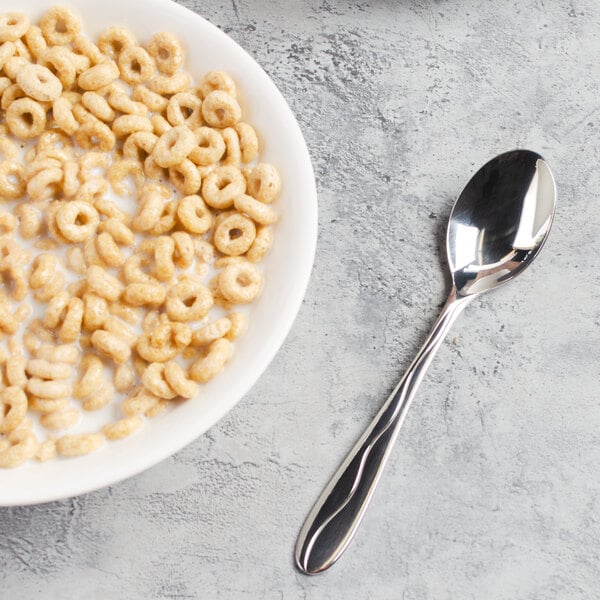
{"left": 295, "top": 289, "right": 473, "bottom": 574}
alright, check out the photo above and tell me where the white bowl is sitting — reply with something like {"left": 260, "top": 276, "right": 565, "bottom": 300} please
{"left": 0, "top": 0, "right": 317, "bottom": 506}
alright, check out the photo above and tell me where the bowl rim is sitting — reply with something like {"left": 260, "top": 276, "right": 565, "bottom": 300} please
{"left": 0, "top": 0, "right": 317, "bottom": 506}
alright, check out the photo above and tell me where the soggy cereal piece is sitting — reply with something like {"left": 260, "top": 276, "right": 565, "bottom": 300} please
{"left": 189, "top": 338, "right": 232, "bottom": 383}
{"left": 164, "top": 361, "right": 197, "bottom": 398}
{"left": 234, "top": 122, "right": 259, "bottom": 163}
{"left": 146, "top": 32, "right": 184, "bottom": 75}
{"left": 121, "top": 387, "right": 158, "bottom": 417}
{"left": 86, "top": 265, "right": 123, "bottom": 301}
{"left": 201, "top": 90, "right": 241, "bottom": 128}
{"left": 148, "top": 71, "right": 190, "bottom": 95}
{"left": 0, "top": 160, "right": 25, "bottom": 199}
{"left": 123, "top": 130, "right": 157, "bottom": 162}
{"left": 40, "top": 408, "right": 80, "bottom": 431}
{"left": 82, "top": 91, "right": 115, "bottom": 122}
{"left": 234, "top": 193, "right": 277, "bottom": 226}
{"left": 36, "top": 438, "right": 56, "bottom": 462}
{"left": 246, "top": 225, "right": 273, "bottom": 262}
{"left": 221, "top": 127, "right": 241, "bottom": 167}
{"left": 40, "top": 46, "right": 77, "bottom": 87}
{"left": 52, "top": 96, "right": 79, "bottom": 135}
{"left": 0, "top": 386, "right": 27, "bottom": 433}
{"left": 82, "top": 381, "right": 113, "bottom": 411}
{"left": 102, "top": 415, "right": 142, "bottom": 440}
{"left": 77, "top": 60, "right": 119, "bottom": 91}
{"left": 56, "top": 433, "right": 104, "bottom": 457}
{"left": 114, "top": 362, "right": 135, "bottom": 393}
{"left": 224, "top": 312, "right": 248, "bottom": 341}
{"left": 98, "top": 26, "right": 136, "bottom": 59}
{"left": 6, "top": 355, "right": 27, "bottom": 388}
{"left": 91, "top": 330, "right": 131, "bottom": 364}
{"left": 142, "top": 362, "right": 177, "bottom": 399}
{"left": 74, "top": 120, "right": 116, "bottom": 152}
{"left": 40, "top": 6, "right": 80, "bottom": 45}
{"left": 112, "top": 114, "right": 153, "bottom": 138}
{"left": 27, "top": 167, "right": 63, "bottom": 201}
{"left": 28, "top": 397, "right": 68, "bottom": 413}
{"left": 36, "top": 343, "right": 80, "bottom": 365}
{"left": 133, "top": 84, "right": 168, "bottom": 112}
{"left": 0, "top": 429, "right": 38, "bottom": 468}
{"left": 27, "top": 377, "right": 71, "bottom": 400}
{"left": 26, "top": 358, "right": 72, "bottom": 380}
{"left": 192, "top": 317, "right": 231, "bottom": 347}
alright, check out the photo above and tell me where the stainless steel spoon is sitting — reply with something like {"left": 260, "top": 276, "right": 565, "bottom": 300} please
{"left": 295, "top": 149, "right": 556, "bottom": 574}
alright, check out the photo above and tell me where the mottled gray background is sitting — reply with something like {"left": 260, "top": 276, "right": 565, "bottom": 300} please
{"left": 2, "top": 0, "right": 599, "bottom": 598}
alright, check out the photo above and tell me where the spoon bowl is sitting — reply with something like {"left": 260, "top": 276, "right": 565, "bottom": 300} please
{"left": 295, "top": 150, "right": 556, "bottom": 574}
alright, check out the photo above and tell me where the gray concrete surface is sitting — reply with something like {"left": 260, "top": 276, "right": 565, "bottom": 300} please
{"left": 1, "top": 0, "right": 598, "bottom": 598}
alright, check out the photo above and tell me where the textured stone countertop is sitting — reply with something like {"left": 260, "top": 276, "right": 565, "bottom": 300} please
{"left": 2, "top": 1, "right": 599, "bottom": 598}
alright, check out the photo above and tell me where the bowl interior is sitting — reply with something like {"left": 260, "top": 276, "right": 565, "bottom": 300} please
{"left": 0, "top": 0, "right": 317, "bottom": 506}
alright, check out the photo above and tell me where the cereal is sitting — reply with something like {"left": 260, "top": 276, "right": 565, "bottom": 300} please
{"left": 0, "top": 9, "right": 280, "bottom": 469}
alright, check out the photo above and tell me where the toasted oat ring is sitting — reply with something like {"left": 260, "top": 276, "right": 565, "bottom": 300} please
{"left": 39, "top": 46, "right": 77, "bottom": 87}
{"left": 142, "top": 363, "right": 176, "bottom": 399}
{"left": 40, "top": 6, "right": 80, "bottom": 45}
{"left": 165, "top": 279, "right": 213, "bottom": 322}
{"left": 218, "top": 261, "right": 262, "bottom": 304}
{"left": 0, "top": 429, "right": 38, "bottom": 468}
{"left": 27, "top": 167, "right": 63, "bottom": 201}
{"left": 213, "top": 211, "right": 256, "bottom": 256}
{"left": 77, "top": 60, "right": 119, "bottom": 91}
{"left": 74, "top": 120, "right": 116, "bottom": 151}
{"left": 16, "top": 63, "right": 62, "bottom": 102}
{"left": 246, "top": 163, "right": 282, "bottom": 204}
{"left": 234, "top": 122, "right": 259, "bottom": 163}
{"left": 188, "top": 126, "right": 226, "bottom": 166}
{"left": 169, "top": 159, "right": 200, "bottom": 195}
{"left": 0, "top": 13, "right": 29, "bottom": 42}
{"left": 201, "top": 90, "right": 241, "bottom": 128}
{"left": 167, "top": 92, "right": 203, "bottom": 128}
{"left": 176, "top": 195, "right": 212, "bottom": 234}
{"left": 146, "top": 32, "right": 184, "bottom": 75}
{"left": 152, "top": 125, "right": 196, "bottom": 168}
{"left": 246, "top": 225, "right": 273, "bottom": 262}
{"left": 201, "top": 165, "right": 246, "bottom": 209}
{"left": 6, "top": 98, "right": 46, "bottom": 139}
{"left": 112, "top": 114, "right": 152, "bottom": 138}
{"left": 52, "top": 96, "right": 79, "bottom": 135}
{"left": 56, "top": 201, "right": 99, "bottom": 243}
{"left": 234, "top": 193, "right": 278, "bottom": 225}
{"left": 98, "top": 26, "right": 136, "bottom": 59}
{"left": 148, "top": 72, "right": 190, "bottom": 95}
{"left": 0, "top": 160, "right": 25, "bottom": 199}
{"left": 123, "top": 130, "right": 157, "bottom": 162}
{"left": 0, "top": 386, "right": 27, "bottom": 433}
{"left": 199, "top": 70, "right": 237, "bottom": 99}
{"left": 118, "top": 45, "right": 155, "bottom": 85}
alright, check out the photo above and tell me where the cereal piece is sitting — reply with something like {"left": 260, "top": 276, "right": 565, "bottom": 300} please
{"left": 0, "top": 137, "right": 17, "bottom": 161}
{"left": 108, "top": 159, "right": 144, "bottom": 196}
{"left": 121, "top": 387, "right": 158, "bottom": 417}
{"left": 27, "top": 377, "right": 71, "bottom": 400}
{"left": 0, "top": 40, "right": 14, "bottom": 70}
{"left": 172, "top": 232, "right": 194, "bottom": 269}
{"left": 148, "top": 71, "right": 189, "bottom": 95}
{"left": 102, "top": 415, "right": 142, "bottom": 440}
{"left": 166, "top": 279, "right": 213, "bottom": 322}
{"left": 77, "top": 60, "right": 119, "bottom": 90}
{"left": 66, "top": 246, "right": 86, "bottom": 275}
{"left": 201, "top": 165, "right": 246, "bottom": 209}
{"left": 224, "top": 312, "right": 248, "bottom": 341}
{"left": 192, "top": 318, "right": 232, "bottom": 347}
{"left": 234, "top": 193, "right": 278, "bottom": 225}
{"left": 5, "top": 355, "right": 27, "bottom": 388}
{"left": 114, "top": 362, "right": 135, "bottom": 393}
{"left": 82, "top": 91, "right": 115, "bottom": 122}
{"left": 107, "top": 86, "right": 148, "bottom": 116}
{"left": 152, "top": 125, "right": 196, "bottom": 168}
{"left": 123, "top": 254, "right": 157, "bottom": 285}
{"left": 123, "top": 282, "right": 166, "bottom": 307}
{"left": 6, "top": 98, "right": 46, "bottom": 138}
{"left": 99, "top": 218, "right": 134, "bottom": 246}
{"left": 118, "top": 45, "right": 155, "bottom": 85}
{"left": 3, "top": 55, "right": 28, "bottom": 80}
{"left": 146, "top": 32, "right": 184, "bottom": 75}
{"left": 153, "top": 236, "right": 176, "bottom": 281}
{"left": 221, "top": 127, "right": 241, "bottom": 167}
{"left": 40, "top": 46, "right": 76, "bottom": 87}
{"left": 26, "top": 359, "right": 71, "bottom": 380}
{"left": 36, "top": 344, "right": 79, "bottom": 364}
{"left": 246, "top": 225, "right": 273, "bottom": 262}
{"left": 29, "top": 397, "right": 68, "bottom": 413}
{"left": 136, "top": 322, "right": 190, "bottom": 363}
{"left": 58, "top": 298, "right": 84, "bottom": 343}
{"left": 56, "top": 201, "right": 99, "bottom": 242}
{"left": 0, "top": 386, "right": 27, "bottom": 433}
{"left": 79, "top": 151, "right": 110, "bottom": 180}
{"left": 201, "top": 90, "right": 241, "bottom": 128}
{"left": 40, "top": 408, "right": 80, "bottom": 431}
{"left": 218, "top": 261, "right": 262, "bottom": 304}
{"left": 52, "top": 96, "right": 79, "bottom": 135}
{"left": 74, "top": 120, "right": 116, "bottom": 151}
{"left": 132, "top": 183, "right": 170, "bottom": 232}
{"left": 86, "top": 266, "right": 123, "bottom": 301}
{"left": 167, "top": 92, "right": 203, "bottom": 128}
{"left": 98, "top": 26, "right": 136, "bottom": 59}
{"left": 149, "top": 200, "right": 178, "bottom": 235}
{"left": 213, "top": 211, "right": 256, "bottom": 256}
{"left": 189, "top": 126, "right": 226, "bottom": 166}
{"left": 56, "top": 433, "right": 104, "bottom": 457}
{"left": 0, "top": 13, "right": 29, "bottom": 42}
{"left": 123, "top": 130, "right": 157, "bottom": 162}
{"left": 246, "top": 163, "right": 281, "bottom": 204}
{"left": 36, "top": 438, "right": 57, "bottom": 462}
{"left": 82, "top": 381, "right": 113, "bottom": 411}
{"left": 150, "top": 114, "right": 171, "bottom": 136}
{"left": 16, "top": 63, "right": 62, "bottom": 102}
{"left": 91, "top": 330, "right": 131, "bottom": 364}
{"left": 164, "top": 361, "right": 197, "bottom": 398}
{"left": 133, "top": 84, "right": 168, "bottom": 112}
{"left": 40, "top": 6, "right": 80, "bottom": 45}
{"left": 0, "top": 160, "right": 25, "bottom": 199}
{"left": 0, "top": 210, "right": 16, "bottom": 234}
{"left": 169, "top": 159, "right": 201, "bottom": 195}
{"left": 82, "top": 293, "right": 109, "bottom": 331}
{"left": 0, "top": 429, "right": 38, "bottom": 468}
{"left": 112, "top": 114, "right": 153, "bottom": 138}
{"left": 62, "top": 160, "right": 80, "bottom": 196}
{"left": 141, "top": 362, "right": 176, "bottom": 399}
{"left": 200, "top": 70, "right": 236, "bottom": 98}
{"left": 189, "top": 338, "right": 232, "bottom": 383}
{"left": 27, "top": 167, "right": 63, "bottom": 201}
{"left": 234, "top": 122, "right": 259, "bottom": 163}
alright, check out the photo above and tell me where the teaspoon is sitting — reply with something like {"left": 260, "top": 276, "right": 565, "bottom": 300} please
{"left": 295, "top": 149, "right": 557, "bottom": 574}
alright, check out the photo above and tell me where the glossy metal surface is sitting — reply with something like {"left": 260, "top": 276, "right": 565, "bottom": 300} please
{"left": 295, "top": 150, "right": 556, "bottom": 575}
